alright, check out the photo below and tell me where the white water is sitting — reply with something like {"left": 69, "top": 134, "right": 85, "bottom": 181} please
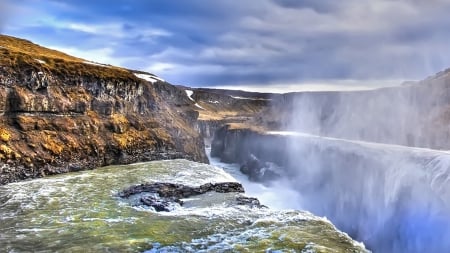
{"left": 0, "top": 159, "right": 366, "bottom": 252}
{"left": 207, "top": 147, "right": 302, "bottom": 210}
{"left": 261, "top": 131, "right": 450, "bottom": 253}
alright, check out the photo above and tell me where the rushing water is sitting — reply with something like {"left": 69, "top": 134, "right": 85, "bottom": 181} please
{"left": 254, "top": 132, "right": 450, "bottom": 253}
{"left": 207, "top": 147, "right": 302, "bottom": 211}
{"left": 0, "top": 159, "right": 366, "bottom": 252}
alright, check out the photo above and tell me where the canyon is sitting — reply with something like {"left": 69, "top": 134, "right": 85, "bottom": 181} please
{"left": 2, "top": 34, "right": 450, "bottom": 252}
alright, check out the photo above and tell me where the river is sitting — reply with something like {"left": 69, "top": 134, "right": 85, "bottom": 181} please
{"left": 0, "top": 159, "right": 366, "bottom": 252}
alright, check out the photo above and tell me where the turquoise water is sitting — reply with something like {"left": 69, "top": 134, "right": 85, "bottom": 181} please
{"left": 0, "top": 159, "right": 367, "bottom": 252}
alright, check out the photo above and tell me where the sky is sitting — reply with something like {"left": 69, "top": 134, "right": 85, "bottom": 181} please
{"left": 1, "top": 0, "right": 450, "bottom": 90}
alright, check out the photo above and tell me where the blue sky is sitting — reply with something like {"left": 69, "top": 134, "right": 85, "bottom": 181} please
{"left": 1, "top": 0, "right": 450, "bottom": 90}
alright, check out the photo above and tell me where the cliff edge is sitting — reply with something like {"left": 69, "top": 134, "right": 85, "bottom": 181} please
{"left": 0, "top": 34, "right": 208, "bottom": 184}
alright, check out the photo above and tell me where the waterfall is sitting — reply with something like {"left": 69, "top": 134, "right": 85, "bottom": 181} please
{"left": 282, "top": 134, "right": 450, "bottom": 253}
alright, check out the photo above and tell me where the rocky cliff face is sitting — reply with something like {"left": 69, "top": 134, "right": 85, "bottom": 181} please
{"left": 182, "top": 88, "right": 272, "bottom": 140}
{"left": 0, "top": 35, "right": 207, "bottom": 184}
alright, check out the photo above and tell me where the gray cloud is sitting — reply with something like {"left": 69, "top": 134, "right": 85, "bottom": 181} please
{"left": 0, "top": 1, "right": 11, "bottom": 32}
{"left": 4, "top": 0, "right": 450, "bottom": 87}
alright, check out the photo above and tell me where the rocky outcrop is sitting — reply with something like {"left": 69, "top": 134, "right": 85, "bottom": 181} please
{"left": 119, "top": 181, "right": 245, "bottom": 198}
{"left": 0, "top": 35, "right": 208, "bottom": 184}
{"left": 119, "top": 181, "right": 264, "bottom": 211}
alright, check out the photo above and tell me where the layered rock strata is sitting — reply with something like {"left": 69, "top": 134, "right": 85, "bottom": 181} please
{"left": 0, "top": 35, "right": 207, "bottom": 184}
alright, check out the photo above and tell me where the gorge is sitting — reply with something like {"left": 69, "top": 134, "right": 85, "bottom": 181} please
{"left": 1, "top": 34, "right": 450, "bottom": 252}
{"left": 210, "top": 69, "right": 450, "bottom": 252}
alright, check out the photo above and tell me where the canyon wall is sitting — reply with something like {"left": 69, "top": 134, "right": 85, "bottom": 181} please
{"left": 0, "top": 35, "right": 207, "bottom": 184}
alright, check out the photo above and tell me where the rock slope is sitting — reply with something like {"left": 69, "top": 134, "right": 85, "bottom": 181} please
{"left": 0, "top": 35, "right": 207, "bottom": 184}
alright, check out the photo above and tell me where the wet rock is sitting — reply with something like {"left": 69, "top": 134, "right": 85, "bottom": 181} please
{"left": 235, "top": 195, "right": 266, "bottom": 208}
{"left": 119, "top": 182, "right": 244, "bottom": 199}
{"left": 240, "top": 154, "right": 281, "bottom": 182}
{"left": 119, "top": 182, "right": 259, "bottom": 212}
{"left": 140, "top": 195, "right": 183, "bottom": 212}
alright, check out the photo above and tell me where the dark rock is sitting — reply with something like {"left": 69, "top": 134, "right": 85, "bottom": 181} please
{"left": 235, "top": 195, "right": 266, "bottom": 208}
{"left": 240, "top": 154, "right": 281, "bottom": 182}
{"left": 119, "top": 182, "right": 253, "bottom": 212}
{"left": 119, "top": 182, "right": 244, "bottom": 199}
{"left": 140, "top": 195, "right": 183, "bottom": 212}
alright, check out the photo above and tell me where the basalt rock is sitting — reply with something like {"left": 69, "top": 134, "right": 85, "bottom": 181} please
{"left": 119, "top": 182, "right": 245, "bottom": 198}
{"left": 119, "top": 182, "right": 265, "bottom": 211}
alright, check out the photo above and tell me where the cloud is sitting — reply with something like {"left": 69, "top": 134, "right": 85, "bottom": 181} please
{"left": 3, "top": 0, "right": 450, "bottom": 87}
{"left": 0, "top": 0, "right": 14, "bottom": 32}
{"left": 60, "top": 22, "right": 172, "bottom": 39}
{"left": 47, "top": 46, "right": 124, "bottom": 66}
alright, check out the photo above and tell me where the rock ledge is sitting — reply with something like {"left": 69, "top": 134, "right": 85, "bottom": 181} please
{"left": 119, "top": 182, "right": 265, "bottom": 211}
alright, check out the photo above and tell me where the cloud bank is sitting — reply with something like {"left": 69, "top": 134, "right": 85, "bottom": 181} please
{"left": 3, "top": 0, "right": 450, "bottom": 87}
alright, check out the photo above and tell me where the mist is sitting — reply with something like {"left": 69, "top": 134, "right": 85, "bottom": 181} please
{"left": 273, "top": 74, "right": 450, "bottom": 252}
{"left": 282, "top": 135, "right": 450, "bottom": 252}
{"left": 280, "top": 73, "right": 450, "bottom": 149}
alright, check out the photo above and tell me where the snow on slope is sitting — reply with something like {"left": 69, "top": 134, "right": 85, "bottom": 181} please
{"left": 134, "top": 73, "right": 165, "bottom": 84}
{"left": 185, "top": 90, "right": 205, "bottom": 110}
{"left": 185, "top": 90, "right": 195, "bottom": 101}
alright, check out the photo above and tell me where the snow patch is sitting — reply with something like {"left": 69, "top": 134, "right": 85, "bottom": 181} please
{"left": 134, "top": 73, "right": 159, "bottom": 84}
{"left": 195, "top": 103, "right": 205, "bottom": 110}
{"left": 35, "top": 59, "right": 46, "bottom": 64}
{"left": 185, "top": 90, "right": 195, "bottom": 101}
{"left": 185, "top": 90, "right": 205, "bottom": 109}
{"left": 209, "top": 100, "right": 220, "bottom": 104}
{"left": 151, "top": 75, "right": 165, "bottom": 82}
{"left": 83, "top": 61, "right": 111, "bottom": 68}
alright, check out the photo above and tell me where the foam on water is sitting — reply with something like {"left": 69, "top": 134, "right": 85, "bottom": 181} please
{"left": 207, "top": 147, "right": 303, "bottom": 210}
{"left": 0, "top": 159, "right": 366, "bottom": 252}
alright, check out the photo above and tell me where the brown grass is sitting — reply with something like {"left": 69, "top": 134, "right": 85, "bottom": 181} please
{"left": 226, "top": 122, "right": 266, "bottom": 133}
{"left": 0, "top": 34, "right": 154, "bottom": 81}
{"left": 0, "top": 35, "right": 84, "bottom": 62}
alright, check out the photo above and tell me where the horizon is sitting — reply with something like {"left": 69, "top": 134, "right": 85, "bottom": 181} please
{"left": 1, "top": 1, "right": 450, "bottom": 89}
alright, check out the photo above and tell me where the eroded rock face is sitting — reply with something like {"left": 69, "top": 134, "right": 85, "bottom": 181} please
{"left": 119, "top": 182, "right": 264, "bottom": 211}
{"left": 0, "top": 35, "right": 208, "bottom": 184}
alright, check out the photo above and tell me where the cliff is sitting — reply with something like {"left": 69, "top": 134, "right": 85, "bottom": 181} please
{"left": 0, "top": 34, "right": 208, "bottom": 184}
